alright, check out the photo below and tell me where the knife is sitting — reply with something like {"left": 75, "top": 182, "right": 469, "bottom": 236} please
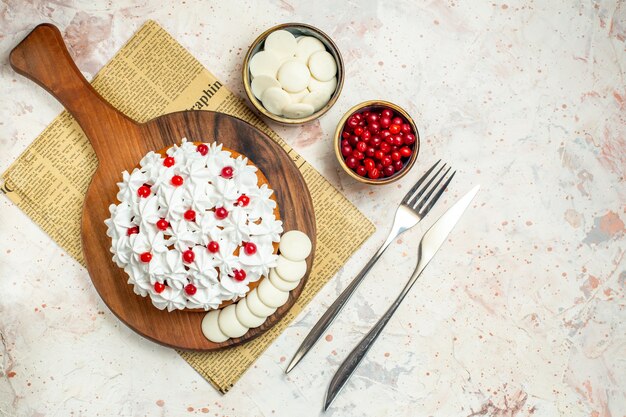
{"left": 324, "top": 184, "right": 480, "bottom": 411}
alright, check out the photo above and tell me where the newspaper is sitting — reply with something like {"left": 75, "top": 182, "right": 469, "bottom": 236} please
{"left": 1, "top": 20, "right": 375, "bottom": 393}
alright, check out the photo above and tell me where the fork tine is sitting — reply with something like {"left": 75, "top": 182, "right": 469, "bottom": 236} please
{"left": 406, "top": 162, "right": 446, "bottom": 206}
{"left": 413, "top": 166, "right": 451, "bottom": 211}
{"left": 401, "top": 160, "right": 441, "bottom": 205}
{"left": 418, "top": 170, "right": 456, "bottom": 216}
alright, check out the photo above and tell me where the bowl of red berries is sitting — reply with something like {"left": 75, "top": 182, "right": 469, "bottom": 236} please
{"left": 334, "top": 100, "right": 420, "bottom": 184}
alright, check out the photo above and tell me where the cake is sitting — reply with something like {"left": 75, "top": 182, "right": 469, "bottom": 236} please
{"left": 105, "top": 139, "right": 283, "bottom": 311}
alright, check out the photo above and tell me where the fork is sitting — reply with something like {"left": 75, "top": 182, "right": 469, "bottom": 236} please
{"left": 285, "top": 160, "right": 454, "bottom": 373}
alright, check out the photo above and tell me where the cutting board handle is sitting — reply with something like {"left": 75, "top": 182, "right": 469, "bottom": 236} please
{"left": 9, "top": 23, "right": 141, "bottom": 161}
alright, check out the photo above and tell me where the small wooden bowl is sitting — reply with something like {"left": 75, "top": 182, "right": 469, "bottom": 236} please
{"left": 242, "top": 23, "right": 344, "bottom": 125}
{"left": 334, "top": 100, "right": 420, "bottom": 185}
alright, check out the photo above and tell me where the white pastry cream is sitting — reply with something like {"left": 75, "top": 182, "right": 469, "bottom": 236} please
{"left": 105, "top": 138, "right": 283, "bottom": 311}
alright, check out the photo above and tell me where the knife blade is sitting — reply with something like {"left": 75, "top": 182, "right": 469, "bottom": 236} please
{"left": 324, "top": 184, "right": 480, "bottom": 411}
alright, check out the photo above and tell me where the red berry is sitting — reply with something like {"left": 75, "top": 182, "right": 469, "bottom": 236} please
{"left": 380, "top": 130, "right": 392, "bottom": 140}
{"left": 376, "top": 162, "right": 384, "bottom": 171}
{"left": 184, "top": 283, "right": 197, "bottom": 295}
{"left": 391, "top": 151, "right": 402, "bottom": 162}
{"left": 348, "top": 135, "right": 359, "bottom": 147}
{"left": 171, "top": 175, "right": 183, "bottom": 186}
{"left": 356, "top": 165, "right": 367, "bottom": 177}
{"left": 374, "top": 150, "right": 385, "bottom": 160}
{"left": 345, "top": 156, "right": 358, "bottom": 169}
{"left": 215, "top": 207, "right": 228, "bottom": 220}
{"left": 404, "top": 133, "right": 416, "bottom": 145}
{"left": 163, "top": 157, "right": 175, "bottom": 167}
{"left": 341, "top": 139, "right": 350, "bottom": 148}
{"left": 379, "top": 142, "right": 391, "bottom": 154}
{"left": 354, "top": 113, "right": 363, "bottom": 121}
{"left": 380, "top": 116, "right": 391, "bottom": 128}
{"left": 156, "top": 219, "right": 169, "bottom": 230}
{"left": 197, "top": 144, "right": 209, "bottom": 155}
{"left": 402, "top": 123, "right": 412, "bottom": 133}
{"left": 382, "top": 108, "right": 393, "bottom": 118}
{"left": 352, "top": 150, "right": 365, "bottom": 160}
{"left": 221, "top": 166, "right": 234, "bottom": 179}
{"left": 154, "top": 282, "right": 165, "bottom": 293}
{"left": 356, "top": 141, "right": 367, "bottom": 152}
{"left": 366, "top": 147, "right": 376, "bottom": 158}
{"left": 392, "top": 116, "right": 403, "bottom": 125}
{"left": 244, "top": 242, "right": 257, "bottom": 255}
{"left": 400, "top": 146, "right": 413, "bottom": 158}
{"left": 368, "top": 168, "right": 380, "bottom": 179}
{"left": 371, "top": 136, "right": 382, "bottom": 148}
{"left": 363, "top": 158, "right": 375, "bottom": 171}
{"left": 237, "top": 195, "right": 250, "bottom": 207}
{"left": 140, "top": 252, "right": 152, "bottom": 263}
{"left": 381, "top": 155, "right": 392, "bottom": 167}
{"left": 354, "top": 126, "right": 364, "bottom": 136}
{"left": 184, "top": 209, "right": 196, "bottom": 221}
{"left": 347, "top": 117, "right": 359, "bottom": 128}
{"left": 383, "top": 165, "right": 395, "bottom": 177}
{"left": 137, "top": 185, "right": 151, "bottom": 198}
{"left": 182, "top": 249, "right": 195, "bottom": 263}
{"left": 393, "top": 160, "right": 404, "bottom": 171}
{"left": 362, "top": 111, "right": 371, "bottom": 118}
{"left": 127, "top": 226, "right": 139, "bottom": 236}
{"left": 368, "top": 122, "right": 380, "bottom": 133}
{"left": 341, "top": 145, "right": 352, "bottom": 157}
{"left": 233, "top": 269, "right": 247, "bottom": 281}
{"left": 342, "top": 131, "right": 351, "bottom": 139}
{"left": 393, "top": 135, "right": 404, "bottom": 146}
{"left": 207, "top": 241, "right": 220, "bottom": 253}
{"left": 367, "top": 113, "right": 379, "bottom": 124}
{"left": 361, "top": 130, "right": 371, "bottom": 141}
{"left": 389, "top": 124, "right": 401, "bottom": 134}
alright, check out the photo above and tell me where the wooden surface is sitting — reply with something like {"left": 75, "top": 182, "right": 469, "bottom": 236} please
{"left": 9, "top": 23, "right": 316, "bottom": 351}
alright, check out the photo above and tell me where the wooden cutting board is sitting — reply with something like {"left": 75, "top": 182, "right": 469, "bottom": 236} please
{"left": 9, "top": 23, "right": 316, "bottom": 351}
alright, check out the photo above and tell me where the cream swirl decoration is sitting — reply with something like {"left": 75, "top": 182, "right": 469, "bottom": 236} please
{"left": 105, "top": 139, "right": 283, "bottom": 311}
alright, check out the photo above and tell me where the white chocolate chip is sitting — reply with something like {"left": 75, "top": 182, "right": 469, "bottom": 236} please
{"left": 277, "top": 60, "right": 311, "bottom": 93}
{"left": 288, "top": 88, "right": 309, "bottom": 103}
{"left": 308, "top": 50, "right": 337, "bottom": 81}
{"left": 236, "top": 298, "right": 267, "bottom": 328}
{"left": 249, "top": 50, "right": 281, "bottom": 78}
{"left": 246, "top": 288, "right": 277, "bottom": 317}
{"left": 257, "top": 278, "right": 290, "bottom": 308}
{"left": 218, "top": 304, "right": 249, "bottom": 338}
{"left": 275, "top": 255, "right": 307, "bottom": 282}
{"left": 261, "top": 87, "right": 290, "bottom": 115}
{"left": 201, "top": 309, "right": 229, "bottom": 343}
{"left": 308, "top": 76, "right": 337, "bottom": 97}
{"left": 296, "top": 36, "right": 326, "bottom": 62}
{"left": 301, "top": 90, "right": 331, "bottom": 112}
{"left": 251, "top": 75, "right": 281, "bottom": 100}
{"left": 269, "top": 268, "right": 300, "bottom": 292}
{"left": 282, "top": 102, "right": 315, "bottom": 119}
{"left": 264, "top": 30, "right": 298, "bottom": 60}
{"left": 279, "top": 230, "right": 312, "bottom": 261}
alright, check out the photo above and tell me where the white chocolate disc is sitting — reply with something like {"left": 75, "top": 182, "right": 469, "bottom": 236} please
{"left": 249, "top": 50, "right": 281, "bottom": 78}
{"left": 308, "top": 76, "right": 337, "bottom": 97}
{"left": 264, "top": 30, "right": 297, "bottom": 60}
{"left": 276, "top": 255, "right": 307, "bottom": 282}
{"left": 288, "top": 89, "right": 309, "bottom": 103}
{"left": 308, "top": 50, "right": 337, "bottom": 81}
{"left": 279, "top": 230, "right": 312, "bottom": 261}
{"left": 301, "top": 91, "right": 331, "bottom": 112}
{"left": 246, "top": 288, "right": 277, "bottom": 317}
{"left": 269, "top": 268, "right": 300, "bottom": 291}
{"left": 236, "top": 298, "right": 267, "bottom": 328}
{"left": 277, "top": 60, "right": 311, "bottom": 93}
{"left": 201, "top": 309, "right": 229, "bottom": 343}
{"left": 296, "top": 36, "right": 326, "bottom": 62}
{"left": 257, "top": 278, "right": 290, "bottom": 308}
{"left": 282, "top": 102, "right": 315, "bottom": 119}
{"left": 261, "top": 87, "right": 290, "bottom": 115}
{"left": 251, "top": 75, "right": 281, "bottom": 100}
{"left": 218, "top": 304, "right": 249, "bottom": 338}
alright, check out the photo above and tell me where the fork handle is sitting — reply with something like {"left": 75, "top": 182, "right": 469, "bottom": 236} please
{"left": 285, "top": 235, "right": 396, "bottom": 372}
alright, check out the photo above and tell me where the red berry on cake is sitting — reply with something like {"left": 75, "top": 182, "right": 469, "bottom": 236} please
{"left": 244, "top": 242, "right": 257, "bottom": 255}
{"left": 137, "top": 185, "right": 151, "bottom": 198}
{"left": 184, "top": 209, "right": 196, "bottom": 221}
{"left": 127, "top": 226, "right": 139, "bottom": 236}
{"left": 182, "top": 249, "right": 195, "bottom": 263}
{"left": 221, "top": 166, "right": 234, "bottom": 179}
{"left": 171, "top": 175, "right": 184, "bottom": 186}
{"left": 156, "top": 219, "right": 169, "bottom": 230}
{"left": 207, "top": 241, "right": 220, "bottom": 253}
{"left": 237, "top": 194, "right": 250, "bottom": 207}
{"left": 163, "top": 156, "right": 175, "bottom": 167}
{"left": 140, "top": 252, "right": 152, "bottom": 263}
{"left": 154, "top": 282, "right": 165, "bottom": 293}
{"left": 233, "top": 269, "right": 247, "bottom": 281}
{"left": 197, "top": 144, "right": 209, "bottom": 155}
{"left": 184, "top": 283, "right": 197, "bottom": 295}
{"left": 215, "top": 207, "right": 228, "bottom": 220}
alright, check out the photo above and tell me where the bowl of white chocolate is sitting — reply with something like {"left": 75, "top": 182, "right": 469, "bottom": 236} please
{"left": 242, "top": 23, "right": 344, "bottom": 124}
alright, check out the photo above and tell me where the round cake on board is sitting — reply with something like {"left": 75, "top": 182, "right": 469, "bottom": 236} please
{"left": 105, "top": 139, "right": 283, "bottom": 312}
